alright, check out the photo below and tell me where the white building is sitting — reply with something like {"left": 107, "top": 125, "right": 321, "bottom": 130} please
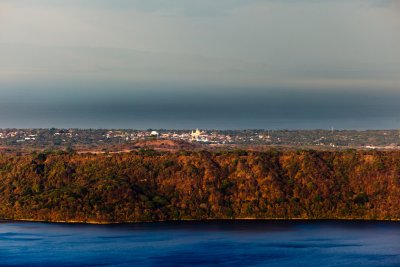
{"left": 191, "top": 129, "right": 208, "bottom": 142}
{"left": 150, "top": 131, "right": 159, "bottom": 137}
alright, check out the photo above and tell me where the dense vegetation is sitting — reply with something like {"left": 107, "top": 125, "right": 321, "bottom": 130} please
{"left": 1, "top": 149, "right": 400, "bottom": 223}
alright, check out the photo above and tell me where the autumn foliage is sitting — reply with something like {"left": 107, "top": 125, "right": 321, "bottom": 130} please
{"left": 0, "top": 149, "right": 400, "bottom": 222}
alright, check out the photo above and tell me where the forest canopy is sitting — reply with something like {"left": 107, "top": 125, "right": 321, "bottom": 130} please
{"left": 0, "top": 149, "right": 399, "bottom": 223}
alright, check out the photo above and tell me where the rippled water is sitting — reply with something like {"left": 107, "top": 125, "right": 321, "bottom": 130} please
{"left": 0, "top": 220, "right": 399, "bottom": 267}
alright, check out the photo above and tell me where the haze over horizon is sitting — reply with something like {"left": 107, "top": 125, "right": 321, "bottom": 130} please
{"left": 0, "top": 0, "right": 399, "bottom": 129}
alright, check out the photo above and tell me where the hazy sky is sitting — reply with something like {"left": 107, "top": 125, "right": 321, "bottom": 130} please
{"left": 0, "top": 0, "right": 399, "bottom": 129}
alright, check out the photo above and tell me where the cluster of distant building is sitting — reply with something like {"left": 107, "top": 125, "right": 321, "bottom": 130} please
{"left": 1, "top": 128, "right": 399, "bottom": 149}
{"left": 146, "top": 129, "right": 233, "bottom": 144}
{"left": 0, "top": 130, "right": 37, "bottom": 143}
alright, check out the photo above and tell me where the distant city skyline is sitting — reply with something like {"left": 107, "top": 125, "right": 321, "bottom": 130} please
{"left": 0, "top": 0, "right": 399, "bottom": 129}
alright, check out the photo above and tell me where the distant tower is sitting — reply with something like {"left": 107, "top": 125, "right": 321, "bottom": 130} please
{"left": 191, "top": 128, "right": 202, "bottom": 141}
{"left": 150, "top": 131, "right": 159, "bottom": 138}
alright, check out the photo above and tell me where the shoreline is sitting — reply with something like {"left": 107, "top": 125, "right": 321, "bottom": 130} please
{"left": 2, "top": 217, "right": 400, "bottom": 225}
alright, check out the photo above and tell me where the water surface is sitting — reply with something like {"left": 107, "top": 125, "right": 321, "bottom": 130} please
{"left": 0, "top": 220, "right": 399, "bottom": 266}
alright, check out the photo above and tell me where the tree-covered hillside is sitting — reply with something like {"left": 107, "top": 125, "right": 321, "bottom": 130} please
{"left": 0, "top": 149, "right": 399, "bottom": 223}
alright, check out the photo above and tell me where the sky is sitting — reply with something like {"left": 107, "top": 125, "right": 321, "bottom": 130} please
{"left": 0, "top": 0, "right": 399, "bottom": 129}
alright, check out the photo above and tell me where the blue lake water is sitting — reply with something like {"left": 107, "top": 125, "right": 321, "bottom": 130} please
{"left": 0, "top": 220, "right": 399, "bottom": 267}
